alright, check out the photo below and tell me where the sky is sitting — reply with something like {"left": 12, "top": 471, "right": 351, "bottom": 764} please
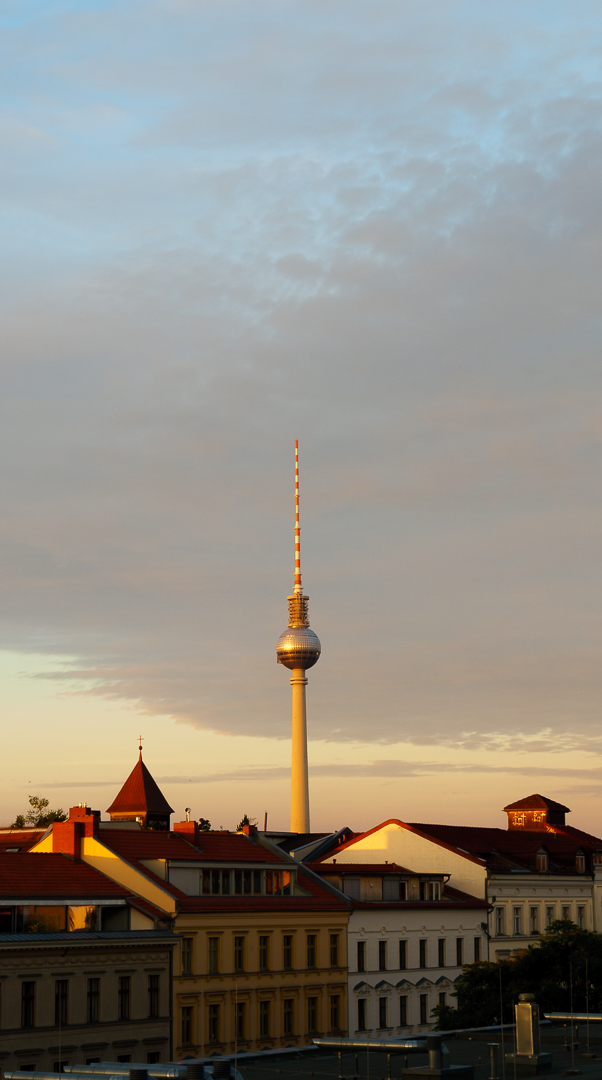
{"left": 1, "top": 0, "right": 602, "bottom": 834}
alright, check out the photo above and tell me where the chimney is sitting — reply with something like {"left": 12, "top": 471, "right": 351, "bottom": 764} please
{"left": 68, "top": 804, "right": 100, "bottom": 837}
{"left": 242, "top": 824, "right": 257, "bottom": 837}
{"left": 173, "top": 821, "right": 199, "bottom": 842}
{"left": 53, "top": 820, "right": 84, "bottom": 859}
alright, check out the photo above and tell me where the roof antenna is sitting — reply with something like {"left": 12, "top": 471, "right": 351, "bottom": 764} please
{"left": 294, "top": 439, "right": 302, "bottom": 595}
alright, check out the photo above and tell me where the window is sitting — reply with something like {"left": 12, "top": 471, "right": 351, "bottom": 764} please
{"left": 259, "top": 935, "right": 270, "bottom": 971}
{"left": 383, "top": 878, "right": 407, "bottom": 901}
{"left": 439, "top": 992, "right": 446, "bottom": 1007}
{"left": 235, "top": 1001, "right": 245, "bottom": 1041}
{"left": 495, "top": 907, "right": 505, "bottom": 936}
{"left": 358, "top": 998, "right": 366, "bottom": 1031}
{"left": 284, "top": 998, "right": 294, "bottom": 1036}
{"left": 118, "top": 976, "right": 130, "bottom": 1021}
{"left": 87, "top": 978, "right": 100, "bottom": 1024}
{"left": 378, "top": 940, "right": 387, "bottom": 971}
{"left": 148, "top": 974, "right": 160, "bottom": 1018}
{"left": 530, "top": 907, "right": 539, "bottom": 935}
{"left": 21, "top": 981, "right": 35, "bottom": 1028}
{"left": 513, "top": 907, "right": 523, "bottom": 936}
{"left": 344, "top": 877, "right": 361, "bottom": 899}
{"left": 378, "top": 997, "right": 388, "bottom": 1029}
{"left": 306, "top": 934, "right": 317, "bottom": 969}
{"left": 147, "top": 1053, "right": 161, "bottom": 1065}
{"left": 399, "top": 940, "right": 407, "bottom": 970}
{"left": 438, "top": 939, "right": 446, "bottom": 967}
{"left": 181, "top": 937, "right": 193, "bottom": 975}
{"left": 474, "top": 937, "right": 481, "bottom": 962}
{"left": 181, "top": 1005, "right": 193, "bottom": 1045}
{"left": 330, "top": 933, "right": 340, "bottom": 967}
{"left": 55, "top": 980, "right": 68, "bottom": 1026}
{"left": 307, "top": 996, "right": 318, "bottom": 1033}
{"left": 419, "top": 994, "right": 428, "bottom": 1025}
{"left": 259, "top": 1000, "right": 270, "bottom": 1038}
{"left": 420, "top": 881, "right": 441, "bottom": 901}
{"left": 576, "top": 854, "right": 586, "bottom": 873}
{"left": 208, "top": 936, "right": 220, "bottom": 975}
{"left": 578, "top": 906, "right": 586, "bottom": 929}
{"left": 54, "top": 1062, "right": 69, "bottom": 1073}
{"left": 536, "top": 851, "right": 548, "bottom": 872}
{"left": 117, "top": 1056, "right": 131, "bottom": 1064}
{"left": 562, "top": 906, "right": 571, "bottom": 921}
{"left": 357, "top": 940, "right": 366, "bottom": 972}
{"left": 208, "top": 1003, "right": 220, "bottom": 1043}
{"left": 283, "top": 935, "right": 293, "bottom": 971}
{"left": 419, "top": 939, "right": 427, "bottom": 968}
{"left": 234, "top": 936, "right": 245, "bottom": 974}
{"left": 331, "top": 994, "right": 340, "bottom": 1031}
{"left": 456, "top": 938, "right": 464, "bottom": 966}
{"left": 399, "top": 995, "right": 408, "bottom": 1026}
{"left": 546, "top": 905, "right": 555, "bottom": 928}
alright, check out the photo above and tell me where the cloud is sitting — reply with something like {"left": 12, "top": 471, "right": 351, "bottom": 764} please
{"left": 1, "top": 0, "right": 602, "bottom": 761}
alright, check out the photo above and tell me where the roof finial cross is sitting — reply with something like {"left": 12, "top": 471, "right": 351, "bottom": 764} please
{"left": 137, "top": 734, "right": 144, "bottom": 754}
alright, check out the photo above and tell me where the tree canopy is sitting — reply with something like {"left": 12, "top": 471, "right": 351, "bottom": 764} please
{"left": 12, "top": 795, "right": 67, "bottom": 829}
{"left": 434, "top": 921, "right": 602, "bottom": 1030}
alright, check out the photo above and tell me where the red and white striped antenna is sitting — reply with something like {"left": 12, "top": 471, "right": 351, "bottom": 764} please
{"left": 294, "top": 439, "right": 302, "bottom": 593}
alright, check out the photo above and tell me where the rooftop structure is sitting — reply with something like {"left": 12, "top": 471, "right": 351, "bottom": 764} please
{"left": 106, "top": 745, "right": 174, "bottom": 830}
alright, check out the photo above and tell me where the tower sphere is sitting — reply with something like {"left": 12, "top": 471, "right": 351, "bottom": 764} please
{"left": 276, "top": 626, "right": 321, "bottom": 670}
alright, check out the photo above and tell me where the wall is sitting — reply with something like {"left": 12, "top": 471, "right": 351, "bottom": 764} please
{"left": 0, "top": 933, "right": 175, "bottom": 1074}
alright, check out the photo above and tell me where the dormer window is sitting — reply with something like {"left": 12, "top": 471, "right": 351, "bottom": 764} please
{"left": 576, "top": 853, "right": 586, "bottom": 873}
{"left": 419, "top": 880, "right": 441, "bottom": 901}
{"left": 536, "top": 850, "right": 548, "bottom": 872}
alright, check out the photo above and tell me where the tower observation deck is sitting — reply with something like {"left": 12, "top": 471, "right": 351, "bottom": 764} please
{"left": 276, "top": 441, "right": 321, "bottom": 833}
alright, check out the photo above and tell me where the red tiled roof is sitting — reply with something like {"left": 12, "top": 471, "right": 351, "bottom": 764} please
{"left": 106, "top": 754, "right": 174, "bottom": 816}
{"left": 0, "top": 853, "right": 131, "bottom": 899}
{"left": 98, "top": 828, "right": 200, "bottom": 861}
{"left": 0, "top": 830, "right": 45, "bottom": 853}
{"left": 309, "top": 862, "right": 415, "bottom": 874}
{"left": 409, "top": 821, "right": 602, "bottom": 874}
{"left": 503, "top": 794, "right": 570, "bottom": 813}
{"left": 98, "top": 828, "right": 284, "bottom": 863}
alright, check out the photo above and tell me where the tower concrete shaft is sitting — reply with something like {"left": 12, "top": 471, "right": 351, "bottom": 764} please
{"left": 276, "top": 441, "right": 321, "bottom": 834}
{"left": 290, "top": 669, "right": 310, "bottom": 832}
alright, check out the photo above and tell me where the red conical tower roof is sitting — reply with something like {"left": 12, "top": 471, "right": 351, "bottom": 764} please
{"left": 107, "top": 752, "right": 174, "bottom": 817}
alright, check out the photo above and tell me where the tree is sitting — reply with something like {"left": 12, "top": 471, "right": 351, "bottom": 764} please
{"left": 12, "top": 796, "right": 67, "bottom": 829}
{"left": 236, "top": 814, "right": 258, "bottom": 831}
{"left": 198, "top": 818, "right": 212, "bottom": 832}
{"left": 433, "top": 921, "right": 602, "bottom": 1030}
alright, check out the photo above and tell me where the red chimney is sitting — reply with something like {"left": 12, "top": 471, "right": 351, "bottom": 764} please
{"left": 242, "top": 824, "right": 257, "bottom": 836}
{"left": 173, "top": 821, "right": 199, "bottom": 842}
{"left": 68, "top": 804, "right": 100, "bottom": 837}
{"left": 53, "top": 820, "right": 84, "bottom": 859}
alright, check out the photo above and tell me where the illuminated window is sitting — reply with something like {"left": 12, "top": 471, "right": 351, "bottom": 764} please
{"left": 513, "top": 813, "right": 525, "bottom": 826}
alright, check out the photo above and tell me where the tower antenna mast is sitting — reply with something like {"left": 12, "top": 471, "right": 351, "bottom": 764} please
{"left": 276, "top": 441, "right": 321, "bottom": 833}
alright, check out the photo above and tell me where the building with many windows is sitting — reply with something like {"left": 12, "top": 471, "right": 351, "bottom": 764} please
{"left": 30, "top": 759, "right": 351, "bottom": 1055}
{"left": 308, "top": 834, "right": 488, "bottom": 1035}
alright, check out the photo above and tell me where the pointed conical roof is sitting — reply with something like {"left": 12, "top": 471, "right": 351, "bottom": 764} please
{"left": 107, "top": 753, "right": 174, "bottom": 816}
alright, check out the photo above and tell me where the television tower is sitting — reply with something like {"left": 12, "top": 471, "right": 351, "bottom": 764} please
{"left": 276, "top": 441, "right": 321, "bottom": 833}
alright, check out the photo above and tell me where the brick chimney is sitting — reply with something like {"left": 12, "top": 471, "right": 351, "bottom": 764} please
{"left": 173, "top": 820, "right": 199, "bottom": 842}
{"left": 53, "top": 820, "right": 84, "bottom": 859}
{"left": 68, "top": 804, "right": 100, "bottom": 837}
{"left": 242, "top": 823, "right": 257, "bottom": 837}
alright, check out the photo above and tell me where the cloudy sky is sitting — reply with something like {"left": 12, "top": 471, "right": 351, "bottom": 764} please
{"left": 2, "top": 0, "right": 602, "bottom": 833}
